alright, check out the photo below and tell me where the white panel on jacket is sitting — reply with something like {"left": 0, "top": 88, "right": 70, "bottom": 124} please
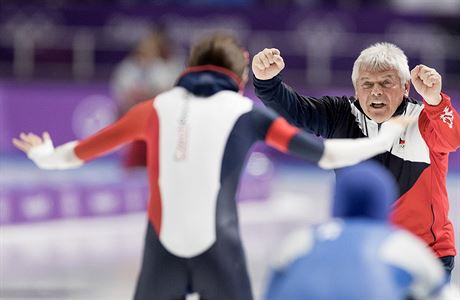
{"left": 154, "top": 87, "right": 253, "bottom": 258}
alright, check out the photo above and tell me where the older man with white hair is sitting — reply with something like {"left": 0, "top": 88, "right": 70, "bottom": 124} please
{"left": 253, "top": 42, "right": 460, "bottom": 279}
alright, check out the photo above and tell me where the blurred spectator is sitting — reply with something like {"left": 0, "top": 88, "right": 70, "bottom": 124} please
{"left": 111, "top": 28, "right": 183, "bottom": 116}
{"left": 110, "top": 28, "right": 183, "bottom": 167}
{"left": 264, "top": 162, "right": 458, "bottom": 300}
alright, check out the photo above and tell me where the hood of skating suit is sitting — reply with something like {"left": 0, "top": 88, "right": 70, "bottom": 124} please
{"left": 333, "top": 161, "right": 397, "bottom": 222}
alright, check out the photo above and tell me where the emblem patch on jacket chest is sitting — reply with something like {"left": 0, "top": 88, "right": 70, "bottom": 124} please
{"left": 440, "top": 106, "right": 454, "bottom": 129}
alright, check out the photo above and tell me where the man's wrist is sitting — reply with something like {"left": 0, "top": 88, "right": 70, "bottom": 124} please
{"left": 423, "top": 93, "right": 451, "bottom": 111}
{"left": 253, "top": 74, "right": 281, "bottom": 82}
{"left": 424, "top": 94, "right": 442, "bottom": 106}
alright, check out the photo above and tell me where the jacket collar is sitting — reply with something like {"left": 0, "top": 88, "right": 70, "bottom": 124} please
{"left": 176, "top": 65, "right": 243, "bottom": 97}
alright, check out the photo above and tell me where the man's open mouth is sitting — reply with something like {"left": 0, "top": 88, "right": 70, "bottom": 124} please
{"left": 370, "top": 102, "right": 386, "bottom": 109}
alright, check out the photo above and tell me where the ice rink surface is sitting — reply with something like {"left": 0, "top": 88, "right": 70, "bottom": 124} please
{"left": 1, "top": 164, "right": 459, "bottom": 300}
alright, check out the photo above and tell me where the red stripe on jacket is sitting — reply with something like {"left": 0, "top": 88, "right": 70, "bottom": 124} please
{"left": 266, "top": 117, "right": 299, "bottom": 152}
{"left": 75, "top": 100, "right": 163, "bottom": 235}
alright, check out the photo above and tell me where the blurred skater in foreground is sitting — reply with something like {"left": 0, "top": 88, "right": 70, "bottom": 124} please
{"left": 265, "top": 162, "right": 459, "bottom": 300}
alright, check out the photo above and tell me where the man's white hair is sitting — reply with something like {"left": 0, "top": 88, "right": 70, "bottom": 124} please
{"left": 351, "top": 42, "right": 410, "bottom": 87}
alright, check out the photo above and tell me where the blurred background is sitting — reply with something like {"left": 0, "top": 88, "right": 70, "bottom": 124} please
{"left": 0, "top": 0, "right": 459, "bottom": 299}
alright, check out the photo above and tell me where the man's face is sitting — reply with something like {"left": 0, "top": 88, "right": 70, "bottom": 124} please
{"left": 355, "top": 69, "right": 409, "bottom": 123}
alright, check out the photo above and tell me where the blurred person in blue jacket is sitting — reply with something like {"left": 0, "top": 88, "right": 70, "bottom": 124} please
{"left": 265, "top": 162, "right": 458, "bottom": 300}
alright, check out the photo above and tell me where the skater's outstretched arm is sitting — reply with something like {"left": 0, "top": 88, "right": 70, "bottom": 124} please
{"left": 12, "top": 100, "right": 154, "bottom": 169}
{"left": 254, "top": 106, "right": 414, "bottom": 169}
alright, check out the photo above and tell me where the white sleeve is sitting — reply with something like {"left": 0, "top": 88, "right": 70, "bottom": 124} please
{"left": 379, "top": 230, "right": 447, "bottom": 300}
{"left": 27, "top": 139, "right": 84, "bottom": 170}
{"left": 431, "top": 285, "right": 460, "bottom": 300}
{"left": 318, "top": 122, "right": 403, "bottom": 169}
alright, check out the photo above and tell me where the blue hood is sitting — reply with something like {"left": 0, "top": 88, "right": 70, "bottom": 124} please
{"left": 333, "top": 161, "right": 397, "bottom": 221}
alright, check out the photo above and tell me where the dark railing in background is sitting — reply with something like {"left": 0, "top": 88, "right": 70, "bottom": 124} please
{"left": 0, "top": 5, "right": 459, "bottom": 88}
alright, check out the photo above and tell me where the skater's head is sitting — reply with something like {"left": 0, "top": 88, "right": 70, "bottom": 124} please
{"left": 187, "top": 33, "right": 249, "bottom": 86}
{"left": 332, "top": 161, "right": 397, "bottom": 221}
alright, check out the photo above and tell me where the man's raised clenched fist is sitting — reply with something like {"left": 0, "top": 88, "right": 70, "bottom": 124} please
{"left": 252, "top": 48, "right": 285, "bottom": 80}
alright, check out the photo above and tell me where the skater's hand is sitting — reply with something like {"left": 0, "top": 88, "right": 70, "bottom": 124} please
{"left": 12, "top": 132, "right": 53, "bottom": 154}
{"left": 252, "top": 48, "right": 285, "bottom": 80}
{"left": 12, "top": 132, "right": 81, "bottom": 170}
